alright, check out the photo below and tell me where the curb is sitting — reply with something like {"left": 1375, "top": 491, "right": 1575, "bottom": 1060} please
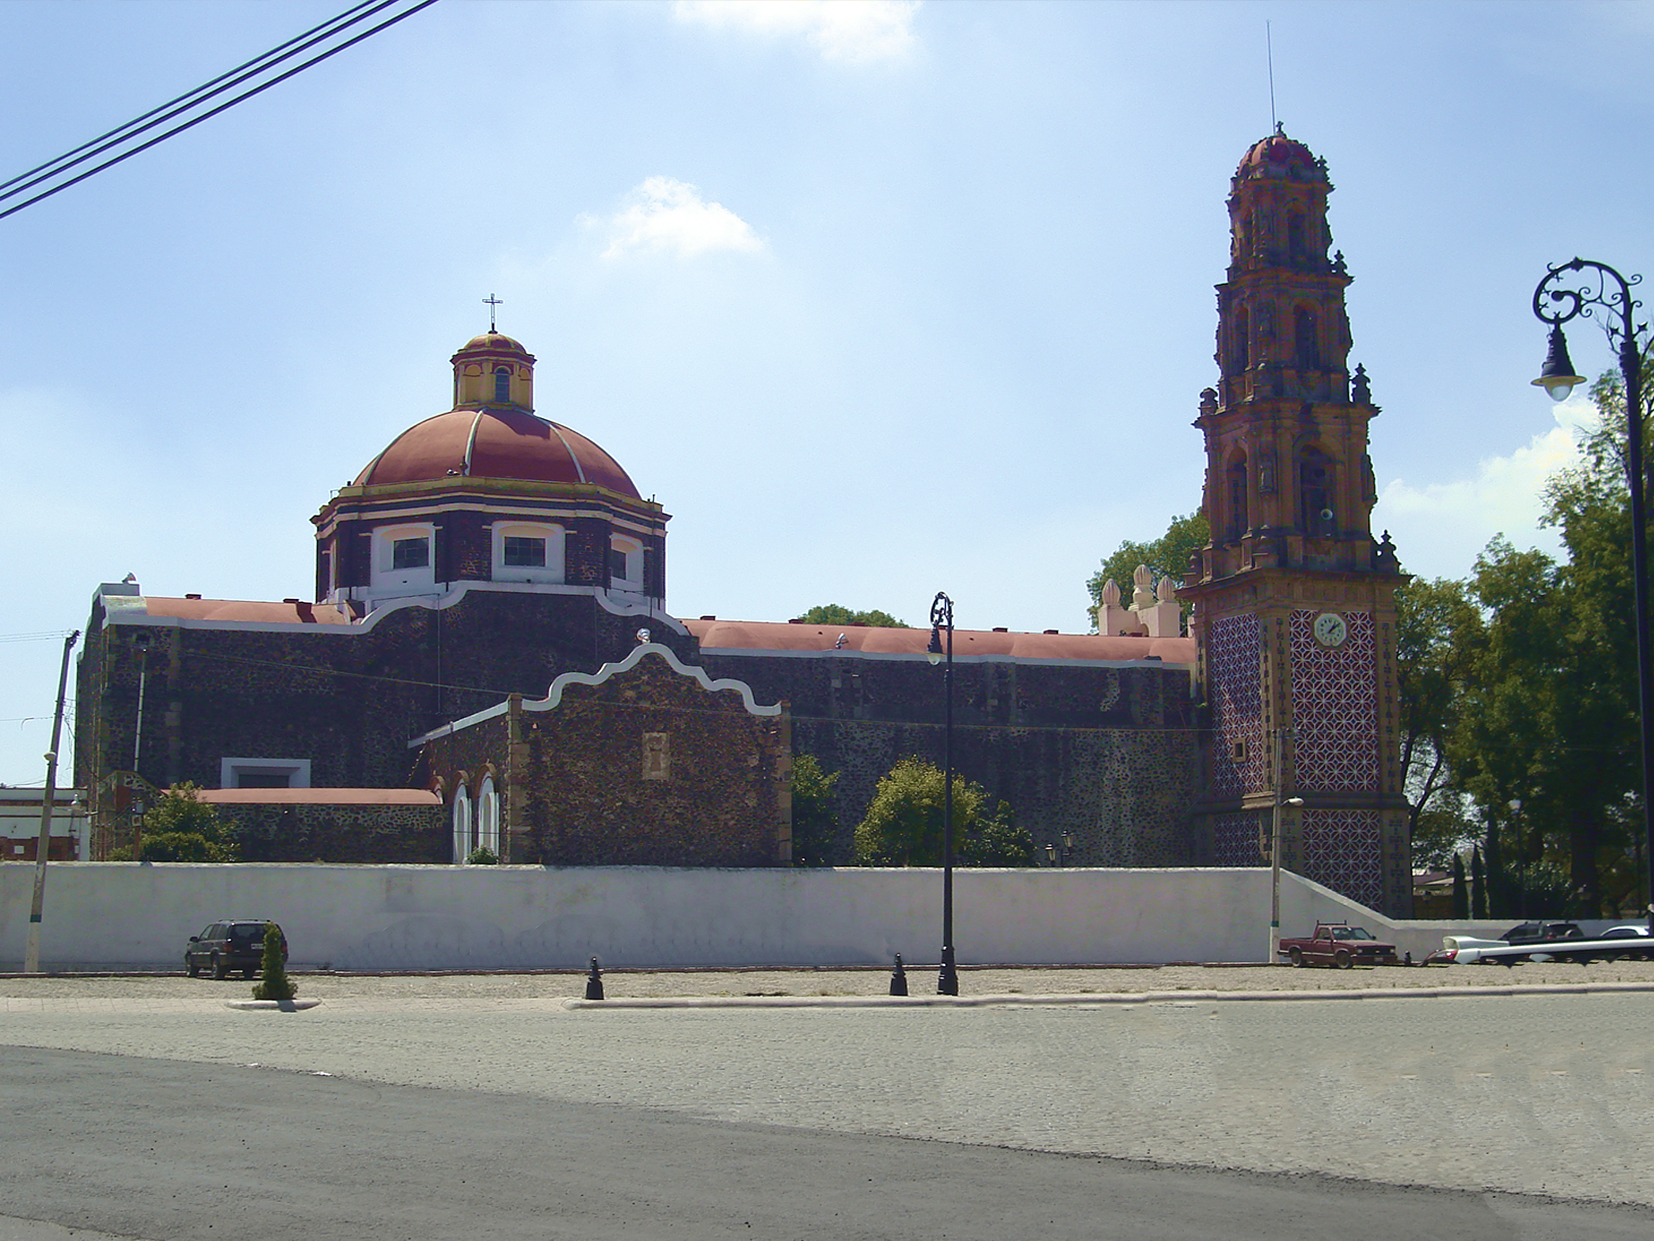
{"left": 562, "top": 981, "right": 1654, "bottom": 1010}
{"left": 223, "top": 998, "right": 323, "bottom": 1012}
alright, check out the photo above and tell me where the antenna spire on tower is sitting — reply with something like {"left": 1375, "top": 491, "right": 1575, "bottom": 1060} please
{"left": 1267, "top": 21, "right": 1278, "bottom": 134}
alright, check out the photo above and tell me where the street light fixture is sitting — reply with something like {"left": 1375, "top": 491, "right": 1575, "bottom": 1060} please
{"left": 928, "top": 591, "right": 959, "bottom": 996}
{"left": 1046, "top": 833, "right": 1076, "bottom": 866}
{"left": 1531, "top": 258, "right": 1652, "bottom": 931}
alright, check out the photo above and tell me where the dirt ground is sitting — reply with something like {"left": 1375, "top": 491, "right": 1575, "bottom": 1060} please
{"left": 5, "top": 958, "right": 1654, "bottom": 1001}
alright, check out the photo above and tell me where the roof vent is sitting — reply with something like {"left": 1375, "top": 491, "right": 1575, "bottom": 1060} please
{"left": 283, "top": 598, "right": 300, "bottom": 604}
{"left": 185, "top": 593, "right": 202, "bottom": 600}
{"left": 700, "top": 614, "right": 717, "bottom": 620}
{"left": 1043, "top": 629, "right": 1059, "bottom": 635}
{"left": 992, "top": 627, "right": 1009, "bottom": 633}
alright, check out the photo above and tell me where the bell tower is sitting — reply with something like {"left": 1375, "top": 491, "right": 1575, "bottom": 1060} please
{"left": 1180, "top": 131, "right": 1411, "bottom": 916}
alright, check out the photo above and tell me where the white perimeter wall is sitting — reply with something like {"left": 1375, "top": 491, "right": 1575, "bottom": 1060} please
{"left": 0, "top": 862, "right": 1503, "bottom": 971}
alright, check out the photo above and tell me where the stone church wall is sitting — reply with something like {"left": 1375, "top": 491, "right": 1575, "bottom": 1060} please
{"left": 75, "top": 588, "right": 698, "bottom": 795}
{"left": 700, "top": 651, "right": 1201, "bottom": 865}
{"left": 424, "top": 651, "right": 793, "bottom": 868}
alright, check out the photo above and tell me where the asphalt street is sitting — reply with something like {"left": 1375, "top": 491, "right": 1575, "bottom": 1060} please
{"left": 2, "top": 984, "right": 1653, "bottom": 1239}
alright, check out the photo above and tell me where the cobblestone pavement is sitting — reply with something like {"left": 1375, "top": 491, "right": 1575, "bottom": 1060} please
{"left": 2, "top": 966, "right": 1654, "bottom": 1213}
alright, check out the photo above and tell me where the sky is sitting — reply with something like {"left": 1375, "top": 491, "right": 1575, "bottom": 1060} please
{"left": 1, "top": 0, "right": 1650, "bottom": 787}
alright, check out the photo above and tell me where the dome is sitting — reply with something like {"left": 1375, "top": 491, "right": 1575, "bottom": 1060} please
{"left": 355, "top": 406, "right": 641, "bottom": 497}
{"left": 454, "top": 331, "right": 531, "bottom": 357}
{"left": 1237, "top": 131, "right": 1319, "bottom": 176}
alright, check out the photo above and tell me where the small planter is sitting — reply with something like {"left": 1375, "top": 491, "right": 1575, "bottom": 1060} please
{"left": 223, "top": 998, "right": 322, "bottom": 1012}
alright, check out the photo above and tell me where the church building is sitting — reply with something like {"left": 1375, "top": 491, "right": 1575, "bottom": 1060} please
{"left": 71, "top": 132, "right": 1411, "bottom": 916}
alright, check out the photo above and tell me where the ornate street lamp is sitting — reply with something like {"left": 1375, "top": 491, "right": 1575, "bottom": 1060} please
{"left": 1532, "top": 258, "right": 1652, "bottom": 930}
{"left": 927, "top": 591, "right": 959, "bottom": 995}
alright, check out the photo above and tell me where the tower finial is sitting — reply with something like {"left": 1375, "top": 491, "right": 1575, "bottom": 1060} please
{"left": 483, "top": 293, "right": 503, "bottom": 333}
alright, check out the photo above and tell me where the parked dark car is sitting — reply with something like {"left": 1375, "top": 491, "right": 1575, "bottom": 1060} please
{"left": 1499, "top": 921, "right": 1583, "bottom": 946}
{"left": 185, "top": 921, "right": 286, "bottom": 979}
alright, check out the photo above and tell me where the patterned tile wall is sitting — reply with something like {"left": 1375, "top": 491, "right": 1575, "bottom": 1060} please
{"left": 1301, "top": 807, "right": 1382, "bottom": 908}
{"left": 1288, "top": 609, "right": 1378, "bottom": 792}
{"left": 1208, "top": 614, "right": 1265, "bottom": 796}
{"left": 1212, "top": 810, "right": 1265, "bottom": 867}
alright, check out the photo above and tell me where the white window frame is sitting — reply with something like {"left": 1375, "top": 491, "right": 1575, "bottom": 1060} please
{"left": 477, "top": 777, "right": 499, "bottom": 857}
{"left": 452, "top": 791, "right": 473, "bottom": 864}
{"left": 609, "top": 534, "right": 643, "bottom": 595}
{"left": 372, "top": 522, "right": 436, "bottom": 593}
{"left": 492, "top": 521, "right": 565, "bottom": 585}
{"left": 220, "top": 758, "right": 312, "bottom": 789}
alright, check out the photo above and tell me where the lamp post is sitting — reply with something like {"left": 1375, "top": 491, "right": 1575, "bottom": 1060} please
{"left": 1046, "top": 833, "right": 1076, "bottom": 866}
{"left": 1531, "top": 258, "right": 1653, "bottom": 931}
{"left": 927, "top": 591, "right": 959, "bottom": 996}
{"left": 1268, "top": 724, "right": 1303, "bottom": 964}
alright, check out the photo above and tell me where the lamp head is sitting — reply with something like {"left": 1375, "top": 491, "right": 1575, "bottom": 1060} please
{"left": 927, "top": 626, "right": 943, "bottom": 666}
{"left": 1532, "top": 324, "right": 1585, "bottom": 402}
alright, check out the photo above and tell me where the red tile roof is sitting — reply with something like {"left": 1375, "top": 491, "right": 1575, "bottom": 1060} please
{"left": 683, "top": 620, "right": 1196, "bottom": 664}
{"left": 194, "top": 788, "right": 440, "bottom": 806}
{"left": 138, "top": 598, "right": 354, "bottom": 624}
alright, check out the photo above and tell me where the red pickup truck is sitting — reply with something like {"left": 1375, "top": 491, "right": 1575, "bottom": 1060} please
{"left": 1278, "top": 922, "right": 1399, "bottom": 969}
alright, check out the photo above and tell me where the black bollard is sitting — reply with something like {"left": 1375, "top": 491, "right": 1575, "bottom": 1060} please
{"left": 1404, "top": 951, "right": 1413, "bottom": 967}
{"left": 889, "top": 953, "right": 908, "bottom": 996}
{"left": 585, "top": 956, "right": 605, "bottom": 1001}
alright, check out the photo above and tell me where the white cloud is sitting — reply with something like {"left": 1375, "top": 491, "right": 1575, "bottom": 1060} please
{"left": 593, "top": 177, "right": 763, "bottom": 260}
{"left": 672, "top": 0, "right": 920, "bottom": 65}
{"left": 1374, "top": 402, "right": 1595, "bottom": 578}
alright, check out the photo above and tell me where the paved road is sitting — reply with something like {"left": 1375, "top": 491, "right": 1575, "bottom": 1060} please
{"left": 3, "top": 985, "right": 1653, "bottom": 1238}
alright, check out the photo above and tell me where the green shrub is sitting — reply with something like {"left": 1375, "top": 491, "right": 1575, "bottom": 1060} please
{"left": 466, "top": 846, "right": 499, "bottom": 865}
{"left": 252, "top": 925, "right": 295, "bottom": 1001}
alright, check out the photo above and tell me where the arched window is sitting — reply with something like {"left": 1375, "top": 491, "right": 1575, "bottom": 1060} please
{"left": 477, "top": 777, "right": 499, "bottom": 857}
{"left": 1230, "top": 306, "right": 1249, "bottom": 375}
{"left": 1294, "top": 307, "right": 1320, "bottom": 369}
{"left": 1287, "top": 213, "right": 1306, "bottom": 261}
{"left": 451, "top": 788, "right": 473, "bottom": 864}
{"left": 493, "top": 366, "right": 511, "bottom": 403}
{"left": 1225, "top": 455, "right": 1249, "bottom": 541}
{"left": 1300, "top": 448, "right": 1335, "bottom": 536}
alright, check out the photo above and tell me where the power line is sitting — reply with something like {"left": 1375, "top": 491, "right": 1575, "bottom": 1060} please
{"left": 0, "top": 0, "right": 440, "bottom": 223}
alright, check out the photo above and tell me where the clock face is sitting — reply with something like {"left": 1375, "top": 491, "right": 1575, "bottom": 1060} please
{"left": 1313, "top": 611, "right": 1348, "bottom": 648}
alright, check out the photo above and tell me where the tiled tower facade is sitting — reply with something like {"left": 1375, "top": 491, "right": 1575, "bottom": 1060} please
{"left": 1180, "top": 131, "right": 1411, "bottom": 916}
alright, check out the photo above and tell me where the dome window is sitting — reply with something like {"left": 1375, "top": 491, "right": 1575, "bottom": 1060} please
{"left": 609, "top": 535, "right": 643, "bottom": 593}
{"left": 493, "top": 522, "right": 564, "bottom": 584}
{"left": 391, "top": 537, "right": 429, "bottom": 570}
{"left": 503, "top": 536, "right": 545, "bottom": 568}
{"left": 370, "top": 523, "right": 437, "bottom": 599}
{"left": 493, "top": 366, "right": 511, "bottom": 403}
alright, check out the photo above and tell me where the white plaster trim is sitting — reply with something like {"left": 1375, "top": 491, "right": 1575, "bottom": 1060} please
{"left": 408, "top": 643, "right": 779, "bottom": 748}
{"left": 220, "top": 757, "right": 312, "bottom": 789}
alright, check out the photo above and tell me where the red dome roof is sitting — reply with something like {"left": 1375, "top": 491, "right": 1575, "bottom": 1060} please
{"left": 355, "top": 406, "right": 640, "bottom": 497}
{"left": 1238, "top": 132, "right": 1318, "bottom": 174}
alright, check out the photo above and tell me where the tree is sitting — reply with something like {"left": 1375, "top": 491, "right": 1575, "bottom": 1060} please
{"left": 851, "top": 758, "right": 1032, "bottom": 866}
{"left": 1085, "top": 511, "right": 1208, "bottom": 632}
{"left": 1396, "top": 576, "right": 1483, "bottom": 868}
{"left": 790, "top": 753, "right": 841, "bottom": 867}
{"left": 1471, "top": 845, "right": 1487, "bottom": 918}
{"left": 136, "top": 783, "right": 239, "bottom": 862}
{"left": 1450, "top": 853, "right": 1469, "bottom": 919}
{"left": 796, "top": 604, "right": 907, "bottom": 628}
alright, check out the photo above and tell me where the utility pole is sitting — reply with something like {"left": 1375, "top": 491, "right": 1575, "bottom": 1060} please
{"left": 25, "top": 630, "right": 80, "bottom": 974}
{"left": 1268, "top": 725, "right": 1303, "bottom": 964}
